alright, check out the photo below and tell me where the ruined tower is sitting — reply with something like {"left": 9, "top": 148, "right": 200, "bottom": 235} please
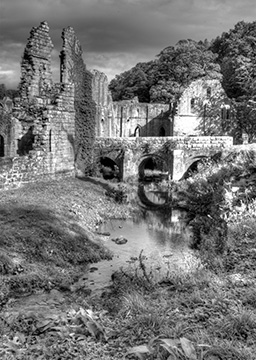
{"left": 19, "top": 21, "right": 54, "bottom": 100}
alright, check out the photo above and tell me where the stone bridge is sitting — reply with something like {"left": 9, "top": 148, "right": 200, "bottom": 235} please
{"left": 94, "top": 136, "right": 233, "bottom": 181}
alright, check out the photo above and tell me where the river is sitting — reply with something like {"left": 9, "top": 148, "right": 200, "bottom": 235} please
{"left": 85, "top": 183, "right": 198, "bottom": 293}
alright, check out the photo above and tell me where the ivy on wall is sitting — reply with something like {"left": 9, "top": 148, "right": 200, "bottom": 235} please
{"left": 64, "top": 32, "right": 96, "bottom": 175}
{"left": 75, "top": 66, "right": 96, "bottom": 174}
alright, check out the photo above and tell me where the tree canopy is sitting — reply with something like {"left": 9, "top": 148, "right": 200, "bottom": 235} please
{"left": 109, "top": 39, "right": 221, "bottom": 104}
{"left": 211, "top": 21, "right": 256, "bottom": 142}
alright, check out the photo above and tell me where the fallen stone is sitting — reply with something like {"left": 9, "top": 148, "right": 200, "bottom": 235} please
{"left": 111, "top": 236, "right": 128, "bottom": 245}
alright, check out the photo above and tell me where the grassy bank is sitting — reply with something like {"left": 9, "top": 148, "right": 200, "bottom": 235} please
{"left": 0, "top": 177, "right": 132, "bottom": 304}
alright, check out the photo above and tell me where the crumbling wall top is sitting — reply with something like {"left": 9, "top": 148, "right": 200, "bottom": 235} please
{"left": 60, "top": 26, "right": 83, "bottom": 83}
{"left": 19, "top": 21, "right": 54, "bottom": 100}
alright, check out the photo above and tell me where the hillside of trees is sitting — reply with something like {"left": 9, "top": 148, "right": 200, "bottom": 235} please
{"left": 109, "top": 39, "right": 221, "bottom": 104}
{"left": 109, "top": 20, "right": 256, "bottom": 143}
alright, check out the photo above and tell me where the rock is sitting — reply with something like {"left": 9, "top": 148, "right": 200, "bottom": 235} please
{"left": 96, "top": 231, "right": 110, "bottom": 236}
{"left": 89, "top": 267, "right": 98, "bottom": 272}
{"left": 111, "top": 236, "right": 128, "bottom": 245}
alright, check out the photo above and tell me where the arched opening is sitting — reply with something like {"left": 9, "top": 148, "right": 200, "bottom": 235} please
{"left": 49, "top": 130, "right": 52, "bottom": 152}
{"left": 159, "top": 127, "right": 166, "bottom": 137}
{"left": 138, "top": 155, "right": 168, "bottom": 181}
{"left": 183, "top": 156, "right": 209, "bottom": 179}
{"left": 134, "top": 125, "right": 141, "bottom": 137}
{"left": 17, "top": 126, "right": 35, "bottom": 156}
{"left": 100, "top": 157, "right": 120, "bottom": 180}
{"left": 0, "top": 135, "right": 4, "bottom": 157}
{"left": 190, "top": 98, "right": 196, "bottom": 112}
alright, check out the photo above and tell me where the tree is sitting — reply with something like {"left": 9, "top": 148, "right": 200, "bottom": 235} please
{"left": 0, "top": 84, "right": 7, "bottom": 100}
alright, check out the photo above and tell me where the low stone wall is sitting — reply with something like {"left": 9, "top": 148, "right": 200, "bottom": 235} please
{"left": 0, "top": 153, "right": 74, "bottom": 190}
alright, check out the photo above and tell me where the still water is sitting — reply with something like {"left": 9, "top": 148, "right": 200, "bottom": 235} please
{"left": 86, "top": 208, "right": 197, "bottom": 292}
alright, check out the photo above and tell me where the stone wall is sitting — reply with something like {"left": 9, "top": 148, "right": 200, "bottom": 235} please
{"left": 174, "top": 79, "right": 225, "bottom": 136}
{"left": 92, "top": 85, "right": 172, "bottom": 138}
{"left": 112, "top": 99, "right": 171, "bottom": 137}
{"left": 60, "top": 26, "right": 96, "bottom": 173}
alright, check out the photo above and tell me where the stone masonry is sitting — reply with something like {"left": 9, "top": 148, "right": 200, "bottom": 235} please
{"left": 95, "top": 136, "right": 233, "bottom": 181}
{"left": 0, "top": 22, "right": 77, "bottom": 189}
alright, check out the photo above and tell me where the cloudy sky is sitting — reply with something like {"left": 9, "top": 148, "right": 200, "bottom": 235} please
{"left": 1, "top": 0, "right": 256, "bottom": 89}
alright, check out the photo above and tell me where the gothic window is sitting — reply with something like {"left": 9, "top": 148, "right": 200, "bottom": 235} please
{"left": 221, "top": 108, "right": 225, "bottom": 120}
{"left": 17, "top": 126, "right": 34, "bottom": 156}
{"left": 226, "top": 108, "right": 230, "bottom": 120}
{"left": 0, "top": 135, "right": 4, "bottom": 157}
{"left": 134, "top": 126, "right": 141, "bottom": 137}
{"left": 190, "top": 98, "right": 195, "bottom": 112}
{"left": 221, "top": 104, "right": 231, "bottom": 120}
{"left": 159, "top": 127, "right": 166, "bottom": 137}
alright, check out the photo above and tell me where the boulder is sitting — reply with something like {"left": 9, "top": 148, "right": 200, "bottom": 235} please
{"left": 111, "top": 236, "right": 128, "bottom": 245}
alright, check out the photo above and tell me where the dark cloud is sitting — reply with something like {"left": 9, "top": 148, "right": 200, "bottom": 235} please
{"left": 2, "top": 0, "right": 256, "bottom": 88}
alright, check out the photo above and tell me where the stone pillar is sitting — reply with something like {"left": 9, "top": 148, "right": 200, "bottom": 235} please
{"left": 122, "top": 148, "right": 137, "bottom": 181}
{"left": 91, "top": 69, "right": 113, "bottom": 137}
{"left": 172, "top": 149, "right": 186, "bottom": 181}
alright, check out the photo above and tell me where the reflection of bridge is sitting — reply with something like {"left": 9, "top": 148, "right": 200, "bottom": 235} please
{"left": 94, "top": 136, "right": 233, "bottom": 181}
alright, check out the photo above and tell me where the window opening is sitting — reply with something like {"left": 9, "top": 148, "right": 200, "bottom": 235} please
{"left": 0, "top": 135, "right": 4, "bottom": 157}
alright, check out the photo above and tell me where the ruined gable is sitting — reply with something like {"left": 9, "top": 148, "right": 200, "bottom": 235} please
{"left": 19, "top": 21, "right": 53, "bottom": 100}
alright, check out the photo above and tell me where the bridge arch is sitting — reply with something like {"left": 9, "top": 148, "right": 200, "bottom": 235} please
{"left": 183, "top": 155, "right": 210, "bottom": 179}
{"left": 138, "top": 154, "right": 168, "bottom": 180}
{"left": 99, "top": 156, "right": 120, "bottom": 180}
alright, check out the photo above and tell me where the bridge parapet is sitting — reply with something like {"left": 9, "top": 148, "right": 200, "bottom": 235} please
{"left": 95, "top": 136, "right": 233, "bottom": 150}
{"left": 94, "top": 136, "right": 233, "bottom": 181}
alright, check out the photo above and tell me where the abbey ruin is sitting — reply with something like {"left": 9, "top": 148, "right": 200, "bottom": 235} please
{"left": 0, "top": 22, "right": 232, "bottom": 189}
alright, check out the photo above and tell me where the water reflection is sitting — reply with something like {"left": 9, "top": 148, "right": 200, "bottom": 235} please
{"left": 87, "top": 207, "right": 194, "bottom": 292}
{"left": 138, "top": 182, "right": 170, "bottom": 207}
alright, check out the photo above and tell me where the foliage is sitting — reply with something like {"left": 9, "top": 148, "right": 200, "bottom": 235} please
{"left": 109, "top": 40, "right": 221, "bottom": 104}
{"left": 211, "top": 20, "right": 256, "bottom": 142}
{"left": 105, "top": 183, "right": 128, "bottom": 203}
{"left": 109, "top": 61, "right": 155, "bottom": 102}
{"left": 173, "top": 164, "right": 228, "bottom": 261}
